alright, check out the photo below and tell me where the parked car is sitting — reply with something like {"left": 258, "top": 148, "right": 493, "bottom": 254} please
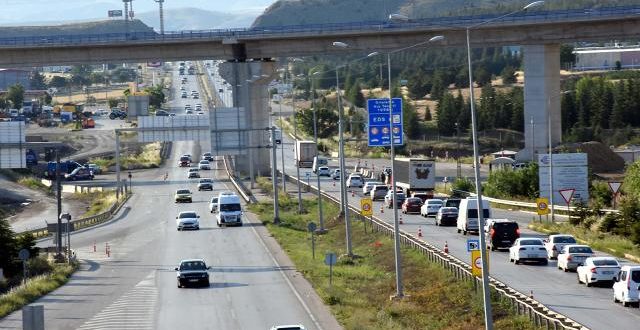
{"left": 370, "top": 185, "right": 389, "bottom": 201}
{"left": 175, "top": 259, "right": 210, "bottom": 288}
{"left": 331, "top": 169, "right": 341, "bottom": 180}
{"left": 198, "top": 160, "right": 211, "bottom": 170}
{"left": 420, "top": 199, "right": 443, "bottom": 217}
{"left": 577, "top": 257, "right": 621, "bottom": 287}
{"left": 435, "top": 207, "right": 458, "bottom": 226}
{"left": 544, "top": 234, "right": 577, "bottom": 259}
{"left": 176, "top": 211, "right": 200, "bottom": 231}
{"left": 509, "top": 238, "right": 548, "bottom": 265}
{"left": 174, "top": 189, "right": 192, "bottom": 203}
{"left": 401, "top": 197, "right": 422, "bottom": 214}
{"left": 65, "top": 167, "right": 94, "bottom": 181}
{"left": 317, "top": 166, "right": 331, "bottom": 177}
{"left": 484, "top": 219, "right": 520, "bottom": 251}
{"left": 155, "top": 110, "right": 170, "bottom": 116}
{"left": 187, "top": 168, "right": 200, "bottom": 179}
{"left": 197, "top": 178, "right": 213, "bottom": 191}
{"left": 384, "top": 190, "right": 405, "bottom": 208}
{"left": 108, "top": 109, "right": 127, "bottom": 120}
{"left": 209, "top": 196, "right": 219, "bottom": 213}
{"left": 346, "top": 174, "right": 364, "bottom": 188}
{"left": 557, "top": 245, "right": 594, "bottom": 272}
{"left": 613, "top": 265, "right": 640, "bottom": 307}
{"left": 363, "top": 181, "right": 383, "bottom": 195}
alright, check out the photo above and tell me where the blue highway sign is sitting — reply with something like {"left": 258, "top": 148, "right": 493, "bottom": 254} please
{"left": 367, "top": 98, "right": 403, "bottom": 147}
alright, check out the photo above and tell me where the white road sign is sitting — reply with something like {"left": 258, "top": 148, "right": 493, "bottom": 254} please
{"left": 538, "top": 153, "right": 589, "bottom": 204}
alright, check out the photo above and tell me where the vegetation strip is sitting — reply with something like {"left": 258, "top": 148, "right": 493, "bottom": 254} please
{"left": 0, "top": 262, "right": 77, "bottom": 319}
{"left": 249, "top": 195, "right": 534, "bottom": 329}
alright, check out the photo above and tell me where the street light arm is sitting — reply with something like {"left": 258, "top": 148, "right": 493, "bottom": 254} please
{"left": 467, "top": 1, "right": 545, "bottom": 29}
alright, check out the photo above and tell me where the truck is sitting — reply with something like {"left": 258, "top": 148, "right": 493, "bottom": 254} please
{"left": 45, "top": 161, "right": 83, "bottom": 179}
{"left": 389, "top": 158, "right": 436, "bottom": 198}
{"left": 294, "top": 140, "right": 316, "bottom": 168}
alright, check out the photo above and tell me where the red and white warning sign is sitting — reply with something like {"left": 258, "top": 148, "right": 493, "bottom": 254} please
{"left": 608, "top": 182, "right": 622, "bottom": 194}
{"left": 559, "top": 189, "right": 575, "bottom": 205}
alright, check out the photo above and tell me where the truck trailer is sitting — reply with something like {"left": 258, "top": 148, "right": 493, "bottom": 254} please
{"left": 389, "top": 158, "right": 436, "bottom": 198}
{"left": 295, "top": 140, "right": 316, "bottom": 168}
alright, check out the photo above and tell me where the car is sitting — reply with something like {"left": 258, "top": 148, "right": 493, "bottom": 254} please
{"left": 180, "top": 85, "right": 186, "bottom": 91}
{"left": 201, "top": 152, "right": 214, "bottom": 161}
{"left": 435, "top": 207, "right": 459, "bottom": 226}
{"left": 183, "top": 154, "right": 193, "bottom": 162}
{"left": 188, "top": 168, "right": 200, "bottom": 178}
{"left": 65, "top": 167, "right": 94, "bottom": 181}
{"left": 169, "top": 113, "right": 176, "bottom": 117}
{"left": 269, "top": 326, "right": 306, "bottom": 330}
{"left": 401, "top": 197, "right": 422, "bottom": 214}
{"left": 185, "top": 109, "right": 193, "bottom": 114}
{"left": 198, "top": 178, "right": 214, "bottom": 191}
{"left": 176, "top": 211, "right": 200, "bottom": 231}
{"left": 346, "top": 174, "right": 364, "bottom": 188}
{"left": 509, "top": 238, "right": 548, "bottom": 265}
{"left": 370, "top": 185, "right": 389, "bottom": 201}
{"left": 178, "top": 155, "right": 191, "bottom": 167}
{"left": 384, "top": 190, "right": 405, "bottom": 208}
{"left": 613, "top": 265, "right": 640, "bottom": 307}
{"left": 557, "top": 244, "right": 594, "bottom": 272}
{"left": 198, "top": 160, "right": 211, "bottom": 170}
{"left": 443, "top": 198, "right": 462, "bottom": 209}
{"left": 175, "top": 259, "right": 210, "bottom": 288}
{"left": 181, "top": 77, "right": 187, "bottom": 83}
{"left": 174, "top": 189, "right": 192, "bottom": 203}
{"left": 485, "top": 219, "right": 520, "bottom": 251}
{"left": 209, "top": 196, "right": 219, "bottom": 213}
{"left": 544, "top": 234, "right": 577, "bottom": 259}
{"left": 191, "top": 90, "right": 198, "bottom": 95}
{"left": 155, "top": 110, "right": 170, "bottom": 116}
{"left": 181, "top": 91, "right": 188, "bottom": 98}
{"left": 577, "top": 257, "right": 621, "bottom": 287}
{"left": 317, "top": 166, "right": 331, "bottom": 177}
{"left": 411, "top": 192, "right": 431, "bottom": 203}
{"left": 195, "top": 103, "right": 202, "bottom": 109}
{"left": 420, "top": 199, "right": 443, "bottom": 217}
{"left": 196, "top": 111, "right": 205, "bottom": 115}
{"left": 331, "top": 169, "right": 341, "bottom": 180}
{"left": 193, "top": 94, "right": 199, "bottom": 99}
{"left": 85, "top": 163, "right": 102, "bottom": 175}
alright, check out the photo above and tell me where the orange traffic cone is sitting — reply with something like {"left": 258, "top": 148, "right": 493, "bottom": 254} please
{"left": 351, "top": 190, "right": 355, "bottom": 197}
{"left": 380, "top": 205, "right": 384, "bottom": 214}
{"left": 418, "top": 227, "right": 423, "bottom": 237}
{"left": 444, "top": 241, "right": 449, "bottom": 253}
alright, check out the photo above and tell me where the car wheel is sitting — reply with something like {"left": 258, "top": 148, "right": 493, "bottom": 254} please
{"left": 541, "top": 259, "right": 548, "bottom": 266}
{"left": 623, "top": 299, "right": 629, "bottom": 307}
{"left": 586, "top": 279, "right": 592, "bottom": 287}
{"left": 463, "top": 229, "right": 467, "bottom": 235}
{"left": 177, "top": 280, "right": 182, "bottom": 288}
{"left": 204, "top": 280, "right": 210, "bottom": 287}
{"left": 613, "top": 294, "right": 619, "bottom": 303}
{"left": 177, "top": 228, "right": 181, "bottom": 231}
{"left": 563, "top": 265, "right": 568, "bottom": 272}
{"left": 514, "top": 259, "right": 520, "bottom": 265}
{"left": 457, "top": 228, "right": 461, "bottom": 233}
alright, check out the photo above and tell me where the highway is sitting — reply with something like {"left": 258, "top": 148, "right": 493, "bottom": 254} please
{"left": 0, "top": 64, "right": 339, "bottom": 330}
{"left": 276, "top": 132, "right": 640, "bottom": 329}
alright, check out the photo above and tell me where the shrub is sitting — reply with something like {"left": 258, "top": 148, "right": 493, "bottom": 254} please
{"left": 590, "top": 181, "right": 612, "bottom": 208}
{"left": 27, "top": 257, "right": 53, "bottom": 277}
{"left": 599, "top": 213, "right": 620, "bottom": 233}
{"left": 451, "top": 177, "right": 475, "bottom": 197}
{"left": 570, "top": 201, "right": 590, "bottom": 226}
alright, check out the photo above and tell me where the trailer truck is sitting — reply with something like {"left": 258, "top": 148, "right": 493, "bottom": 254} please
{"left": 295, "top": 140, "right": 316, "bottom": 168}
{"left": 388, "top": 158, "right": 436, "bottom": 198}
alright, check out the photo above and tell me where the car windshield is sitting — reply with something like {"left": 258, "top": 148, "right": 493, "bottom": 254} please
{"left": 180, "top": 156, "right": 189, "bottom": 161}
{"left": 189, "top": 168, "right": 198, "bottom": 172}
{"left": 180, "top": 261, "right": 206, "bottom": 271}
{"left": 521, "top": 240, "right": 543, "bottom": 246}
{"left": 428, "top": 200, "right": 442, "bottom": 205}
{"left": 176, "top": 189, "right": 190, "bottom": 194}
{"left": 569, "top": 246, "right": 593, "bottom": 254}
{"left": 179, "top": 212, "right": 197, "bottom": 218}
{"left": 220, "top": 203, "right": 241, "bottom": 212}
{"left": 592, "top": 259, "right": 619, "bottom": 266}
{"left": 553, "top": 236, "right": 576, "bottom": 243}
{"left": 199, "top": 179, "right": 212, "bottom": 183}
{"left": 407, "top": 198, "right": 421, "bottom": 204}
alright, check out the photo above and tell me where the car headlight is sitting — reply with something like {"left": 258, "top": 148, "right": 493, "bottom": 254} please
{"left": 179, "top": 274, "right": 185, "bottom": 278}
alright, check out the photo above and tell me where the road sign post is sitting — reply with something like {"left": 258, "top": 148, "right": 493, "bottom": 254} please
{"left": 18, "top": 249, "right": 29, "bottom": 284}
{"left": 536, "top": 197, "right": 549, "bottom": 222}
{"left": 308, "top": 222, "right": 317, "bottom": 259}
{"left": 367, "top": 98, "right": 403, "bottom": 147}
{"left": 324, "top": 252, "right": 337, "bottom": 286}
{"left": 608, "top": 182, "right": 622, "bottom": 209}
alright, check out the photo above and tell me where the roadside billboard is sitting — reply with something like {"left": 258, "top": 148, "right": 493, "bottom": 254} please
{"left": 538, "top": 153, "right": 589, "bottom": 204}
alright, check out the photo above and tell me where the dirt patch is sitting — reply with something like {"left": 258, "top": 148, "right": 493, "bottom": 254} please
{"left": 561, "top": 141, "right": 625, "bottom": 173}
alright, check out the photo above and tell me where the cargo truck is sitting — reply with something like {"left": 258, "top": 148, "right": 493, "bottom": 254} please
{"left": 295, "top": 140, "right": 316, "bottom": 168}
{"left": 388, "top": 158, "right": 436, "bottom": 198}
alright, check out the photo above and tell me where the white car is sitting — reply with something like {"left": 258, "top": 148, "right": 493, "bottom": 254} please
{"left": 420, "top": 199, "right": 443, "bottom": 217}
{"left": 544, "top": 234, "right": 577, "bottom": 259}
{"left": 509, "top": 238, "right": 548, "bottom": 265}
{"left": 176, "top": 211, "right": 200, "bottom": 231}
{"left": 577, "top": 257, "right": 621, "bottom": 287}
{"left": 346, "top": 174, "right": 364, "bottom": 188}
{"left": 613, "top": 265, "right": 640, "bottom": 307}
{"left": 198, "top": 160, "right": 211, "bottom": 170}
{"left": 209, "top": 196, "right": 219, "bottom": 213}
{"left": 317, "top": 166, "right": 331, "bottom": 177}
{"left": 557, "top": 244, "right": 594, "bottom": 272}
{"left": 362, "top": 181, "right": 383, "bottom": 195}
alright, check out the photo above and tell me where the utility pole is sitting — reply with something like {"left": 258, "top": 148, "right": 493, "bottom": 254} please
{"left": 456, "top": 122, "right": 461, "bottom": 178}
{"left": 154, "top": 0, "right": 165, "bottom": 34}
{"left": 271, "top": 126, "right": 280, "bottom": 224}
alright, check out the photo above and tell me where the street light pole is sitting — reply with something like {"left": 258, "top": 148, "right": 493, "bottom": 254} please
{"left": 292, "top": 74, "right": 304, "bottom": 213}
{"left": 311, "top": 78, "right": 326, "bottom": 232}
{"left": 336, "top": 67, "right": 353, "bottom": 256}
{"left": 456, "top": 122, "right": 461, "bottom": 178}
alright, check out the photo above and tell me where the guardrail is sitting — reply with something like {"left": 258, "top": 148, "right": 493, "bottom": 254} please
{"left": 0, "top": 5, "right": 637, "bottom": 48}
{"left": 222, "top": 156, "right": 255, "bottom": 203}
{"left": 281, "top": 173, "right": 586, "bottom": 330}
{"left": 468, "top": 193, "right": 619, "bottom": 215}
{"left": 19, "top": 193, "right": 131, "bottom": 239}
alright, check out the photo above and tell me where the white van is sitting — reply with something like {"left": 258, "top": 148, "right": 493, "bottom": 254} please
{"left": 216, "top": 194, "right": 242, "bottom": 227}
{"left": 312, "top": 156, "right": 328, "bottom": 173}
{"left": 613, "top": 265, "right": 640, "bottom": 307}
{"left": 457, "top": 197, "right": 491, "bottom": 235}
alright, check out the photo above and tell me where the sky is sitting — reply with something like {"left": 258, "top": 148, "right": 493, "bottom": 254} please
{"left": 0, "top": 0, "right": 275, "bottom": 25}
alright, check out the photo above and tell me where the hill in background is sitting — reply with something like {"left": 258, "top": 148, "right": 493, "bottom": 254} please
{"left": 0, "top": 20, "right": 154, "bottom": 38}
{"left": 136, "top": 7, "right": 258, "bottom": 31}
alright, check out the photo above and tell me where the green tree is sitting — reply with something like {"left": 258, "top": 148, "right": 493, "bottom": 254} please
{"left": 474, "top": 67, "right": 492, "bottom": 87}
{"left": 0, "top": 219, "right": 18, "bottom": 278}
{"left": 15, "top": 233, "right": 39, "bottom": 259}
{"left": 30, "top": 72, "right": 47, "bottom": 90}
{"left": 500, "top": 66, "right": 517, "bottom": 84}
{"left": 143, "top": 85, "right": 166, "bottom": 108}
{"left": 48, "top": 76, "right": 68, "bottom": 89}
{"left": 6, "top": 84, "right": 25, "bottom": 109}
{"left": 107, "top": 98, "right": 119, "bottom": 109}
{"left": 402, "top": 98, "right": 421, "bottom": 139}
{"left": 436, "top": 93, "right": 457, "bottom": 136}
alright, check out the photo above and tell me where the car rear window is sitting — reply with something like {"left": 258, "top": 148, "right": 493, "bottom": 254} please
{"left": 467, "top": 209, "right": 490, "bottom": 218}
{"left": 631, "top": 270, "right": 640, "bottom": 283}
{"left": 441, "top": 207, "right": 458, "bottom": 213}
{"left": 493, "top": 222, "right": 519, "bottom": 231}
{"left": 569, "top": 246, "right": 593, "bottom": 254}
{"left": 521, "top": 240, "right": 543, "bottom": 246}
{"left": 177, "top": 189, "right": 190, "bottom": 194}
{"left": 592, "top": 259, "right": 619, "bottom": 266}
{"left": 554, "top": 236, "right": 576, "bottom": 243}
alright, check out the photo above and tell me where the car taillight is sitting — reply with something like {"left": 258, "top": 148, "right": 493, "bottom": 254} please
{"left": 490, "top": 229, "right": 495, "bottom": 238}
{"left": 516, "top": 228, "right": 521, "bottom": 237}
{"left": 552, "top": 245, "right": 557, "bottom": 251}
{"left": 590, "top": 267, "right": 597, "bottom": 273}
{"left": 627, "top": 273, "right": 631, "bottom": 290}
{"left": 567, "top": 255, "right": 572, "bottom": 261}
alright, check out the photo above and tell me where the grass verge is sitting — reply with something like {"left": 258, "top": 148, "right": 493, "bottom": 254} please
{"left": 529, "top": 221, "right": 640, "bottom": 260}
{"left": 90, "top": 142, "right": 162, "bottom": 171}
{"left": 249, "top": 196, "right": 536, "bottom": 329}
{"left": 0, "top": 262, "right": 77, "bottom": 318}
{"left": 17, "top": 177, "right": 50, "bottom": 192}
{"left": 71, "top": 191, "right": 118, "bottom": 218}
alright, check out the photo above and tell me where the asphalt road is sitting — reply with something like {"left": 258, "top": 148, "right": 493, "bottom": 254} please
{"left": 0, "top": 65, "right": 340, "bottom": 330}
{"left": 277, "top": 133, "right": 640, "bottom": 329}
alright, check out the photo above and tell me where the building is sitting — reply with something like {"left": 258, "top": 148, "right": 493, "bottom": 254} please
{"left": 0, "top": 69, "right": 30, "bottom": 91}
{"left": 573, "top": 46, "right": 640, "bottom": 71}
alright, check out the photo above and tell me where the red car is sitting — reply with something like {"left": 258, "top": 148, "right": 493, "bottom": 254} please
{"left": 178, "top": 156, "right": 190, "bottom": 167}
{"left": 402, "top": 197, "right": 423, "bottom": 214}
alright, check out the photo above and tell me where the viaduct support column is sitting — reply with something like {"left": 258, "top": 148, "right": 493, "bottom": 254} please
{"left": 518, "top": 44, "right": 562, "bottom": 162}
{"left": 220, "top": 61, "right": 276, "bottom": 178}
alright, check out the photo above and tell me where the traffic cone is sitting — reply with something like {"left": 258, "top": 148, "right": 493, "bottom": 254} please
{"left": 333, "top": 180, "right": 336, "bottom": 187}
{"left": 351, "top": 190, "right": 355, "bottom": 197}
{"left": 418, "top": 227, "right": 423, "bottom": 237}
{"left": 93, "top": 241, "right": 96, "bottom": 252}
{"left": 444, "top": 241, "right": 449, "bottom": 253}
{"left": 380, "top": 205, "right": 384, "bottom": 214}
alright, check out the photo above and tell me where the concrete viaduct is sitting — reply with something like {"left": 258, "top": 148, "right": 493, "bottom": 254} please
{"left": 2, "top": 5, "right": 639, "bottom": 172}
